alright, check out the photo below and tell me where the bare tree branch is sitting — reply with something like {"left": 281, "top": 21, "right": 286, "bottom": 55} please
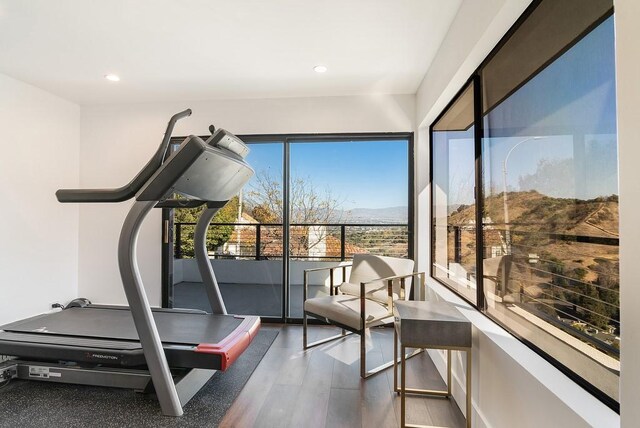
{"left": 245, "top": 170, "right": 345, "bottom": 257}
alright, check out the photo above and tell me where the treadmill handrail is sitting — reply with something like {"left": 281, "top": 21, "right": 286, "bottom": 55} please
{"left": 56, "top": 109, "right": 192, "bottom": 203}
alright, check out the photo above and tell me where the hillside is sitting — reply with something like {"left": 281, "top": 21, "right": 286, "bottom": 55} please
{"left": 449, "top": 191, "right": 618, "bottom": 237}
{"left": 445, "top": 191, "right": 619, "bottom": 332}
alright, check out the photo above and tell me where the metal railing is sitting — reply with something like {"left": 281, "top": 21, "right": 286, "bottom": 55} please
{"left": 174, "top": 222, "right": 410, "bottom": 261}
{"left": 447, "top": 223, "right": 619, "bottom": 264}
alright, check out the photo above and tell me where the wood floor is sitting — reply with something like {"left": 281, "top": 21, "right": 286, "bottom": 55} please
{"left": 220, "top": 325, "right": 466, "bottom": 428}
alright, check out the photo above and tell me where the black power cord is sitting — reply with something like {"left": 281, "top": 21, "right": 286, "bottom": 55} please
{"left": 0, "top": 364, "right": 16, "bottom": 389}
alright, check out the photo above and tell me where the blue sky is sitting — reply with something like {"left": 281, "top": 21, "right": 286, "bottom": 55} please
{"left": 438, "top": 16, "right": 618, "bottom": 205}
{"left": 244, "top": 140, "right": 409, "bottom": 210}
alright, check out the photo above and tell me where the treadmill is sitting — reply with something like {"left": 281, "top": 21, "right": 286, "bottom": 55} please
{"left": 0, "top": 110, "right": 260, "bottom": 417}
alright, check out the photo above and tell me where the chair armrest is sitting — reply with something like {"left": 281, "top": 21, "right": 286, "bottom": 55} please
{"left": 303, "top": 263, "right": 352, "bottom": 274}
{"left": 358, "top": 272, "right": 427, "bottom": 317}
{"left": 360, "top": 271, "right": 425, "bottom": 287}
{"left": 359, "top": 272, "right": 427, "bottom": 330}
{"left": 303, "top": 263, "right": 353, "bottom": 302}
{"left": 361, "top": 271, "right": 426, "bottom": 294}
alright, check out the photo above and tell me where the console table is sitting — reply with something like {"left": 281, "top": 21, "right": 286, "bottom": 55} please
{"left": 393, "top": 300, "right": 472, "bottom": 428}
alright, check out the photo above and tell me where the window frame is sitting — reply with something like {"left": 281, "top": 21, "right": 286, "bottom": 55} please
{"left": 428, "top": 0, "right": 618, "bottom": 412}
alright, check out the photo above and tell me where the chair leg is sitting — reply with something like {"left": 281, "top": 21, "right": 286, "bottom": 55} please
{"left": 447, "top": 349, "right": 452, "bottom": 396}
{"left": 303, "top": 313, "right": 354, "bottom": 350}
{"left": 360, "top": 328, "right": 367, "bottom": 378}
{"left": 394, "top": 325, "right": 398, "bottom": 391}
{"left": 303, "top": 311, "right": 308, "bottom": 349}
{"left": 361, "top": 327, "right": 420, "bottom": 379}
{"left": 305, "top": 322, "right": 420, "bottom": 379}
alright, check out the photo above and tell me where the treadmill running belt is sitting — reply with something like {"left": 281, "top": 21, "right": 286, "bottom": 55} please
{"left": 1, "top": 307, "right": 244, "bottom": 346}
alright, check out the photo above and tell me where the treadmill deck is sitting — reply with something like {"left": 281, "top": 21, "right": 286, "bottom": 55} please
{"left": 0, "top": 306, "right": 260, "bottom": 370}
{"left": 2, "top": 306, "right": 242, "bottom": 345}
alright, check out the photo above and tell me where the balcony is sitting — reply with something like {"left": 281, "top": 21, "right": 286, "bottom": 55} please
{"left": 171, "top": 221, "right": 410, "bottom": 318}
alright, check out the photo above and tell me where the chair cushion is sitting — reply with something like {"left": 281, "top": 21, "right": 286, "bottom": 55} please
{"left": 338, "top": 281, "right": 398, "bottom": 304}
{"left": 304, "top": 295, "right": 392, "bottom": 331}
{"left": 339, "top": 254, "right": 415, "bottom": 303}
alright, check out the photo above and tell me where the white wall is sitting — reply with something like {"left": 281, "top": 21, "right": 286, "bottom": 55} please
{"left": 614, "top": 0, "right": 640, "bottom": 426}
{"left": 79, "top": 94, "right": 415, "bottom": 306}
{"left": 0, "top": 72, "right": 80, "bottom": 324}
{"left": 415, "top": 0, "right": 533, "bottom": 128}
{"left": 414, "top": 0, "right": 619, "bottom": 427}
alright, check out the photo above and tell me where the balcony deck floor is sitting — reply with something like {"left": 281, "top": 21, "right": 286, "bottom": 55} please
{"left": 220, "top": 324, "right": 466, "bottom": 428}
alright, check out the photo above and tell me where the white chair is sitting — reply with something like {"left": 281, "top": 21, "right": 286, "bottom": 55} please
{"left": 483, "top": 254, "right": 514, "bottom": 305}
{"left": 302, "top": 253, "right": 425, "bottom": 378}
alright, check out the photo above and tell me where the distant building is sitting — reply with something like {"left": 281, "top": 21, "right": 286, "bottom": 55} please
{"left": 221, "top": 217, "right": 366, "bottom": 259}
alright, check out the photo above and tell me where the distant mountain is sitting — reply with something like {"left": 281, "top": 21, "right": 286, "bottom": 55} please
{"left": 335, "top": 206, "right": 408, "bottom": 224}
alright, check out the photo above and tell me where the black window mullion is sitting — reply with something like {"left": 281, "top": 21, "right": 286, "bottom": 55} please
{"left": 473, "top": 75, "right": 485, "bottom": 310}
{"left": 282, "top": 138, "right": 290, "bottom": 321}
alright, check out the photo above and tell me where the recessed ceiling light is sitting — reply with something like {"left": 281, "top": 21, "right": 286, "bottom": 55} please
{"left": 104, "top": 74, "right": 120, "bottom": 82}
{"left": 313, "top": 65, "right": 327, "bottom": 73}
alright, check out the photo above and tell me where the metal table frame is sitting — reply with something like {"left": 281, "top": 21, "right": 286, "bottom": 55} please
{"left": 393, "top": 309, "right": 472, "bottom": 428}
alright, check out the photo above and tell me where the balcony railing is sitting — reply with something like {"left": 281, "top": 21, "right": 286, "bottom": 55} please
{"left": 174, "top": 222, "right": 410, "bottom": 261}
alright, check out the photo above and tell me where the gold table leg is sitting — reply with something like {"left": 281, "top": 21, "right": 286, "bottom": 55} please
{"left": 395, "top": 344, "right": 472, "bottom": 426}
{"left": 401, "top": 344, "right": 406, "bottom": 428}
{"left": 466, "top": 349, "right": 472, "bottom": 428}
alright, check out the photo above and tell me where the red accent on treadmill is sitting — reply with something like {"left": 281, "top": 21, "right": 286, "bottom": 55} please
{"left": 194, "top": 316, "right": 261, "bottom": 371}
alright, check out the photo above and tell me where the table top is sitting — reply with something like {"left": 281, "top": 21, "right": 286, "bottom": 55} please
{"left": 394, "top": 300, "right": 471, "bottom": 348}
{"left": 394, "top": 300, "right": 468, "bottom": 324}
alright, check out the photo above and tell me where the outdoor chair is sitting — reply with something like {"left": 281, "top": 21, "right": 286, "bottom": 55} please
{"left": 302, "top": 253, "right": 426, "bottom": 378}
{"left": 483, "top": 254, "right": 514, "bottom": 305}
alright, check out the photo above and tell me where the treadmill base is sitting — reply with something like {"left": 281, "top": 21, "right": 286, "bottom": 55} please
{"left": 0, "top": 360, "right": 216, "bottom": 406}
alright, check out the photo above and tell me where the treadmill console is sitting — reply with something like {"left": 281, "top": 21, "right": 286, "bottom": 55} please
{"left": 206, "top": 129, "right": 250, "bottom": 159}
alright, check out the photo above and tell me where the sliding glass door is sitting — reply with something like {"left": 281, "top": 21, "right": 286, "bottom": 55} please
{"left": 163, "top": 134, "right": 413, "bottom": 322}
{"left": 287, "top": 138, "right": 411, "bottom": 318}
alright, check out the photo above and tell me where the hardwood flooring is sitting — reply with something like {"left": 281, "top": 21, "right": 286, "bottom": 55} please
{"left": 220, "top": 325, "right": 466, "bottom": 428}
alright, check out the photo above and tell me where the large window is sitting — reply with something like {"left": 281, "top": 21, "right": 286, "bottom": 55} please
{"left": 431, "top": 83, "right": 477, "bottom": 303}
{"left": 430, "top": 0, "right": 618, "bottom": 410}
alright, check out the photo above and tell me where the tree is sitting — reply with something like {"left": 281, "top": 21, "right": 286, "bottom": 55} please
{"left": 174, "top": 196, "right": 239, "bottom": 257}
{"left": 582, "top": 284, "right": 609, "bottom": 330}
{"left": 245, "top": 170, "right": 343, "bottom": 258}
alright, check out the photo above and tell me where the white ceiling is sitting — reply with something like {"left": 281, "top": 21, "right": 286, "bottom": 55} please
{"left": 0, "top": 0, "right": 462, "bottom": 105}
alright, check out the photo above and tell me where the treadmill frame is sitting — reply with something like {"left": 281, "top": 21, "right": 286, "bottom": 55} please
{"left": 118, "top": 199, "right": 184, "bottom": 415}
{"left": 0, "top": 359, "right": 216, "bottom": 408}
{"left": 0, "top": 125, "right": 258, "bottom": 417}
